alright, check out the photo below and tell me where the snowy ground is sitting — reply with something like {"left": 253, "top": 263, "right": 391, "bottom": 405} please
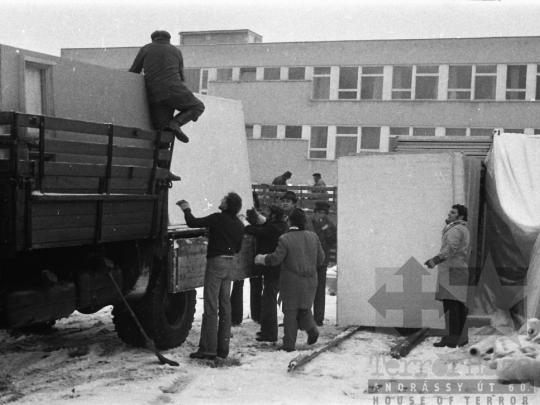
{"left": 0, "top": 281, "right": 537, "bottom": 405}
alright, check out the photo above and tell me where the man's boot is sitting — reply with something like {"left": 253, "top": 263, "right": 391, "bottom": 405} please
{"left": 166, "top": 110, "right": 195, "bottom": 144}
{"left": 166, "top": 171, "right": 181, "bottom": 181}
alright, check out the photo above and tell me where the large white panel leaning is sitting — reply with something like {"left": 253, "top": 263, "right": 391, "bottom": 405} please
{"left": 337, "top": 153, "right": 465, "bottom": 328}
{"left": 168, "top": 95, "right": 252, "bottom": 226}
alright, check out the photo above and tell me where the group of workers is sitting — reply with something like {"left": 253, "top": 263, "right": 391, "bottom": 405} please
{"left": 131, "top": 30, "right": 471, "bottom": 358}
{"left": 177, "top": 190, "right": 336, "bottom": 359}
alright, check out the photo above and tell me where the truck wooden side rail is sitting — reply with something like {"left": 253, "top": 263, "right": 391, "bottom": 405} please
{"left": 0, "top": 111, "right": 255, "bottom": 350}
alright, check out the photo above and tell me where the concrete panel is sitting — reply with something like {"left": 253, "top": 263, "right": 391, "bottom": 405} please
{"left": 247, "top": 139, "right": 337, "bottom": 186}
{"left": 337, "top": 153, "right": 466, "bottom": 328}
{"left": 168, "top": 95, "right": 252, "bottom": 226}
{"left": 0, "top": 44, "right": 152, "bottom": 130}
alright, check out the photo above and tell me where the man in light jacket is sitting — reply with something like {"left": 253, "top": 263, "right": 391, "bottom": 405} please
{"left": 255, "top": 208, "right": 325, "bottom": 352}
{"left": 425, "top": 204, "right": 470, "bottom": 348}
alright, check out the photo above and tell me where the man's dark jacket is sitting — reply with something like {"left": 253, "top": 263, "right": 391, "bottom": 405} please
{"left": 245, "top": 219, "right": 288, "bottom": 275}
{"left": 183, "top": 209, "right": 244, "bottom": 258}
{"left": 129, "top": 38, "right": 187, "bottom": 103}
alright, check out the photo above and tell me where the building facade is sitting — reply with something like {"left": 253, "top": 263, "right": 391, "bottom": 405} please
{"left": 61, "top": 32, "right": 540, "bottom": 185}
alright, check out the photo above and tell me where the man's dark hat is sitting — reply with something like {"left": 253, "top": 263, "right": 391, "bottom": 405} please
{"left": 151, "top": 30, "right": 171, "bottom": 41}
{"left": 289, "top": 208, "right": 306, "bottom": 226}
{"left": 314, "top": 201, "right": 331, "bottom": 213}
{"left": 312, "top": 173, "right": 321, "bottom": 178}
{"left": 280, "top": 190, "right": 297, "bottom": 202}
{"left": 284, "top": 171, "right": 292, "bottom": 177}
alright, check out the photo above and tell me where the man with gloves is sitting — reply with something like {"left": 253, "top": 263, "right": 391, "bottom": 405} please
{"left": 425, "top": 204, "right": 470, "bottom": 348}
{"left": 239, "top": 205, "right": 288, "bottom": 342}
{"left": 177, "top": 193, "right": 244, "bottom": 360}
{"left": 254, "top": 208, "right": 325, "bottom": 352}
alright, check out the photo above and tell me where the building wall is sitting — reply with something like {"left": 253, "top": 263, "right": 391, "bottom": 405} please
{"left": 247, "top": 139, "right": 337, "bottom": 185}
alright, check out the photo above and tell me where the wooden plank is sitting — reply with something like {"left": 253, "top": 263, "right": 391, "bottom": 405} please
{"left": 102, "top": 222, "right": 152, "bottom": 238}
{"left": 103, "top": 201, "right": 154, "bottom": 214}
{"left": 0, "top": 112, "right": 13, "bottom": 125}
{"left": 41, "top": 176, "right": 151, "bottom": 193}
{"left": 32, "top": 201, "right": 97, "bottom": 217}
{"left": 17, "top": 114, "right": 109, "bottom": 135}
{"left": 31, "top": 193, "right": 157, "bottom": 202}
{"left": 43, "top": 139, "right": 171, "bottom": 161}
{"left": 43, "top": 162, "right": 167, "bottom": 179}
{"left": 32, "top": 211, "right": 153, "bottom": 230}
{"left": 114, "top": 125, "right": 174, "bottom": 143}
{"left": 0, "top": 161, "right": 11, "bottom": 171}
{"left": 32, "top": 227, "right": 95, "bottom": 244}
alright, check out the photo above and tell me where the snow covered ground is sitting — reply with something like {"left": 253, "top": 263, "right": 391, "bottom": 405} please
{"left": 0, "top": 281, "right": 537, "bottom": 405}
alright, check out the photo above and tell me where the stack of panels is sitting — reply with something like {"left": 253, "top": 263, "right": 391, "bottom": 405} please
{"left": 393, "top": 136, "right": 493, "bottom": 158}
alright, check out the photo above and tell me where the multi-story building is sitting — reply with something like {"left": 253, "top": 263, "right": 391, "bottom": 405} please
{"left": 62, "top": 30, "right": 540, "bottom": 185}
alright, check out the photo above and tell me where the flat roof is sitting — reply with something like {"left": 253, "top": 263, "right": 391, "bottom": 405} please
{"left": 179, "top": 29, "right": 262, "bottom": 37}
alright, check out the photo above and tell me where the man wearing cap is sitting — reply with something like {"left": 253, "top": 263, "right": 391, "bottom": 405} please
{"left": 255, "top": 208, "right": 325, "bottom": 352}
{"left": 312, "top": 173, "right": 328, "bottom": 197}
{"left": 272, "top": 171, "right": 292, "bottom": 186}
{"left": 239, "top": 205, "right": 288, "bottom": 342}
{"left": 280, "top": 190, "right": 314, "bottom": 232}
{"left": 310, "top": 201, "right": 337, "bottom": 326}
{"left": 129, "top": 30, "right": 205, "bottom": 144}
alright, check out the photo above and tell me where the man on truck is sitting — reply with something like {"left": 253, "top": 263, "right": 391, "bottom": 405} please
{"left": 129, "top": 30, "right": 205, "bottom": 145}
{"left": 177, "top": 193, "right": 244, "bottom": 360}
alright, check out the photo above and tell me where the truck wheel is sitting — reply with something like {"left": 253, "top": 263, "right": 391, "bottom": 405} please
{"left": 112, "top": 267, "right": 196, "bottom": 350}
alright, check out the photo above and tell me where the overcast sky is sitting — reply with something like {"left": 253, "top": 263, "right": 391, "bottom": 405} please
{"left": 1, "top": 0, "right": 540, "bottom": 56}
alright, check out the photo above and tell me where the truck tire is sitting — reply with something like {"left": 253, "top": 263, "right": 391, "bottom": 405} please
{"left": 112, "top": 266, "right": 196, "bottom": 350}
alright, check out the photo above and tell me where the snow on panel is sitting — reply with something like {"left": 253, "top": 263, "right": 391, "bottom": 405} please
{"left": 168, "top": 95, "right": 252, "bottom": 226}
{"left": 337, "top": 153, "right": 465, "bottom": 328}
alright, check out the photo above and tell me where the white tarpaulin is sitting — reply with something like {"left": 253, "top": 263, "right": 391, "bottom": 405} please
{"left": 479, "top": 133, "right": 540, "bottom": 324}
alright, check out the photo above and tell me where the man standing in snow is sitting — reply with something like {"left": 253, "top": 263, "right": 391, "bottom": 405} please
{"left": 177, "top": 193, "right": 244, "bottom": 360}
{"left": 310, "top": 201, "right": 337, "bottom": 326}
{"left": 425, "top": 204, "right": 470, "bottom": 348}
{"left": 255, "top": 208, "right": 325, "bottom": 352}
{"left": 129, "top": 30, "right": 205, "bottom": 144}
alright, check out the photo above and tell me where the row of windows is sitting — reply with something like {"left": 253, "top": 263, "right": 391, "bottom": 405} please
{"left": 186, "top": 64, "right": 540, "bottom": 102}
{"left": 245, "top": 124, "right": 537, "bottom": 160}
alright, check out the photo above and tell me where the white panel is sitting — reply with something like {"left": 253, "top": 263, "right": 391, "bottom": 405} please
{"left": 168, "top": 95, "right": 253, "bottom": 226}
{"left": 25, "top": 65, "right": 43, "bottom": 115}
{"left": 337, "top": 153, "right": 465, "bottom": 328}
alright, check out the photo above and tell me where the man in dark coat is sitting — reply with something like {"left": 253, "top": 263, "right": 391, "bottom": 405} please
{"left": 177, "top": 192, "right": 244, "bottom": 360}
{"left": 240, "top": 205, "right": 288, "bottom": 342}
{"left": 129, "top": 30, "right": 205, "bottom": 144}
{"left": 255, "top": 208, "right": 325, "bottom": 352}
{"left": 272, "top": 171, "right": 292, "bottom": 186}
{"left": 425, "top": 204, "right": 470, "bottom": 348}
{"left": 310, "top": 201, "right": 337, "bottom": 326}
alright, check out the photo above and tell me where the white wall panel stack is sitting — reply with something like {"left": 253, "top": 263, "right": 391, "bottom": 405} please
{"left": 337, "top": 153, "right": 466, "bottom": 328}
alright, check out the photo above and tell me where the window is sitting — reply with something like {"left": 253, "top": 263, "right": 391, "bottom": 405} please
{"left": 506, "top": 65, "right": 527, "bottom": 100}
{"left": 415, "top": 66, "right": 439, "bottom": 100}
{"left": 263, "top": 67, "right": 280, "bottom": 81}
{"left": 25, "top": 65, "right": 43, "bottom": 116}
{"left": 245, "top": 125, "right": 254, "bottom": 139}
{"left": 446, "top": 128, "right": 467, "bottom": 136}
{"left": 534, "top": 129, "right": 540, "bottom": 135}
{"left": 412, "top": 127, "right": 436, "bottom": 136}
{"left": 338, "top": 67, "right": 359, "bottom": 99}
{"left": 309, "top": 126, "right": 328, "bottom": 158}
{"left": 200, "top": 69, "right": 209, "bottom": 95}
{"left": 288, "top": 67, "right": 305, "bottom": 80}
{"left": 312, "top": 67, "right": 331, "bottom": 100}
{"left": 260, "top": 125, "right": 277, "bottom": 138}
{"left": 23, "top": 57, "right": 55, "bottom": 137}
{"left": 335, "top": 127, "right": 358, "bottom": 158}
{"left": 285, "top": 126, "right": 302, "bottom": 139}
{"left": 504, "top": 128, "right": 524, "bottom": 134}
{"left": 361, "top": 66, "right": 383, "bottom": 100}
{"left": 184, "top": 68, "right": 200, "bottom": 93}
{"left": 536, "top": 65, "right": 540, "bottom": 101}
{"left": 474, "top": 65, "right": 497, "bottom": 100}
{"left": 470, "top": 128, "right": 493, "bottom": 136}
{"left": 448, "top": 66, "right": 472, "bottom": 100}
{"left": 389, "top": 127, "right": 410, "bottom": 136}
{"left": 392, "top": 66, "right": 412, "bottom": 100}
{"left": 240, "top": 67, "right": 256, "bottom": 81}
{"left": 217, "top": 68, "right": 233, "bottom": 81}
{"left": 360, "top": 127, "right": 381, "bottom": 150}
